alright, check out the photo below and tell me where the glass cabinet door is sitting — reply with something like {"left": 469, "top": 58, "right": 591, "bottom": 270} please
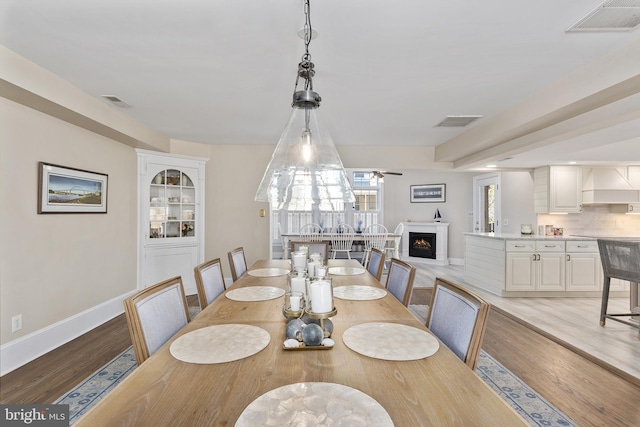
{"left": 149, "top": 169, "right": 196, "bottom": 239}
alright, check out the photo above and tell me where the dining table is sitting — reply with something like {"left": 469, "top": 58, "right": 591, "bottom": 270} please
{"left": 75, "top": 259, "right": 527, "bottom": 426}
{"left": 282, "top": 233, "right": 402, "bottom": 259}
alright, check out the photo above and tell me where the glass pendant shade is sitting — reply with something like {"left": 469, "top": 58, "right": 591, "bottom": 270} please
{"left": 255, "top": 104, "right": 355, "bottom": 211}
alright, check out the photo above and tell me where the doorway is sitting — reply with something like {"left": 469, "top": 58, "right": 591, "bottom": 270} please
{"left": 473, "top": 173, "right": 501, "bottom": 233}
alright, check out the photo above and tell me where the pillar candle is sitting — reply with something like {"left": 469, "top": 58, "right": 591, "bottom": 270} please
{"left": 309, "top": 280, "right": 332, "bottom": 313}
{"left": 292, "top": 252, "right": 306, "bottom": 271}
{"left": 290, "top": 275, "right": 307, "bottom": 296}
{"left": 290, "top": 295, "right": 301, "bottom": 312}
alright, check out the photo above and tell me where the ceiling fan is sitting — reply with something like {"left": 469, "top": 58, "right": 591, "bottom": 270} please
{"left": 371, "top": 170, "right": 403, "bottom": 183}
{"left": 372, "top": 171, "right": 403, "bottom": 179}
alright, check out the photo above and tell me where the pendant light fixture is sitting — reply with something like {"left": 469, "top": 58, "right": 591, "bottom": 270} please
{"left": 255, "top": 0, "right": 355, "bottom": 211}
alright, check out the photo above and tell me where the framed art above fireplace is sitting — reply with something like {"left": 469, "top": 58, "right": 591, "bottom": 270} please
{"left": 410, "top": 184, "right": 445, "bottom": 203}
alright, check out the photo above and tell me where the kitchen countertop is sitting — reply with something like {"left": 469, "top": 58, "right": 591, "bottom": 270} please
{"left": 464, "top": 232, "right": 595, "bottom": 240}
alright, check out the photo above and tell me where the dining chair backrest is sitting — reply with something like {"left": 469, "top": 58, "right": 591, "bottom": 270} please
{"left": 123, "top": 276, "right": 191, "bottom": 365}
{"left": 290, "top": 241, "right": 330, "bottom": 264}
{"left": 385, "top": 258, "right": 416, "bottom": 306}
{"left": 330, "top": 224, "right": 355, "bottom": 259}
{"left": 194, "top": 258, "right": 226, "bottom": 309}
{"left": 299, "top": 223, "right": 324, "bottom": 242}
{"left": 228, "top": 247, "right": 247, "bottom": 282}
{"left": 597, "top": 239, "right": 640, "bottom": 282}
{"left": 385, "top": 223, "right": 404, "bottom": 260}
{"left": 367, "top": 248, "right": 386, "bottom": 281}
{"left": 426, "top": 277, "right": 490, "bottom": 370}
{"left": 362, "top": 224, "right": 389, "bottom": 267}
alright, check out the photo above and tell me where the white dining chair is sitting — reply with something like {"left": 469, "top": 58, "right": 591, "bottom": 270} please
{"left": 426, "top": 277, "right": 490, "bottom": 370}
{"left": 330, "top": 224, "right": 355, "bottom": 259}
{"left": 123, "top": 276, "right": 191, "bottom": 365}
{"left": 194, "top": 258, "right": 226, "bottom": 310}
{"left": 300, "top": 223, "right": 323, "bottom": 242}
{"left": 385, "top": 223, "right": 404, "bottom": 260}
{"left": 362, "top": 224, "right": 388, "bottom": 268}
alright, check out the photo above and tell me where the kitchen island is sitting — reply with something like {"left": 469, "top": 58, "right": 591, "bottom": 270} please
{"left": 464, "top": 233, "right": 631, "bottom": 297}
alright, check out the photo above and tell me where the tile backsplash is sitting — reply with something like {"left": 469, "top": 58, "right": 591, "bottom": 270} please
{"left": 538, "top": 206, "right": 640, "bottom": 236}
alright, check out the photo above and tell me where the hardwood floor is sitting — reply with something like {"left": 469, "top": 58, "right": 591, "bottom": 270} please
{"left": 2, "top": 282, "right": 639, "bottom": 426}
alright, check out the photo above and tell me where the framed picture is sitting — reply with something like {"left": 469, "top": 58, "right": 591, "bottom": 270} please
{"left": 410, "top": 183, "right": 446, "bottom": 203}
{"left": 38, "top": 162, "right": 108, "bottom": 213}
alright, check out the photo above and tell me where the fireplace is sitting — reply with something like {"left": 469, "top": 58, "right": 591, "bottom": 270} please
{"left": 401, "top": 222, "right": 449, "bottom": 265}
{"left": 409, "top": 232, "right": 436, "bottom": 259}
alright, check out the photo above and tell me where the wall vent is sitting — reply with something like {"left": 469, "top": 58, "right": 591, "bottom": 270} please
{"left": 567, "top": 0, "right": 640, "bottom": 32}
{"left": 435, "top": 115, "right": 482, "bottom": 127}
{"left": 101, "top": 95, "right": 131, "bottom": 108}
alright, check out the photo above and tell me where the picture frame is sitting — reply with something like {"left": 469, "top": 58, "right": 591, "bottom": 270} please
{"left": 410, "top": 183, "right": 446, "bottom": 203}
{"left": 38, "top": 162, "right": 108, "bottom": 213}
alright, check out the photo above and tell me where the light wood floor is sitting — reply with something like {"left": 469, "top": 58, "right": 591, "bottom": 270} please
{"left": 406, "top": 263, "right": 640, "bottom": 386}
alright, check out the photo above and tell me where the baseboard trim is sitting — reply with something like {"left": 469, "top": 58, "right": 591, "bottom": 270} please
{"left": 0, "top": 290, "right": 137, "bottom": 376}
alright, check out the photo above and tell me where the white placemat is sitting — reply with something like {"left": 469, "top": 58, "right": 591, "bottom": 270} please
{"left": 343, "top": 322, "right": 439, "bottom": 361}
{"left": 328, "top": 266, "right": 366, "bottom": 275}
{"left": 225, "top": 286, "right": 285, "bottom": 301}
{"left": 334, "top": 285, "right": 387, "bottom": 300}
{"left": 247, "top": 268, "right": 290, "bottom": 277}
{"left": 170, "top": 324, "right": 270, "bottom": 364}
{"left": 235, "top": 382, "right": 393, "bottom": 426}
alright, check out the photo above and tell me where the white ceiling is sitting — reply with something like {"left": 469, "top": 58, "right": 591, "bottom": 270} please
{"left": 1, "top": 0, "right": 639, "bottom": 170}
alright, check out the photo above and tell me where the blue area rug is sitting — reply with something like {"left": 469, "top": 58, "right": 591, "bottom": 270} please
{"left": 55, "top": 306, "right": 577, "bottom": 426}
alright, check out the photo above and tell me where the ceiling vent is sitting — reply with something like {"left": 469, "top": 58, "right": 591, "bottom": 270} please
{"left": 435, "top": 115, "right": 482, "bottom": 127}
{"left": 567, "top": 0, "right": 640, "bottom": 32}
{"left": 101, "top": 95, "right": 131, "bottom": 108}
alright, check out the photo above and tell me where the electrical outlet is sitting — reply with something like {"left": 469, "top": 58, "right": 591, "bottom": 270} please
{"left": 12, "top": 314, "right": 22, "bottom": 332}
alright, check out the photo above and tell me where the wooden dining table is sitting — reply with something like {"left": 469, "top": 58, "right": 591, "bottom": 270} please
{"left": 75, "top": 259, "right": 527, "bottom": 426}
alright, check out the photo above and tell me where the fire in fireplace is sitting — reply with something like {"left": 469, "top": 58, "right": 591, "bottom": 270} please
{"left": 409, "top": 232, "right": 436, "bottom": 259}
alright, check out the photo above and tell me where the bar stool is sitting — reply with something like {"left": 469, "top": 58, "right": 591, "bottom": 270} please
{"left": 597, "top": 239, "right": 640, "bottom": 338}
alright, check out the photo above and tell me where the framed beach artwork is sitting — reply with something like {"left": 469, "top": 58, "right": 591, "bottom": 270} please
{"left": 410, "top": 184, "right": 446, "bottom": 203}
{"left": 38, "top": 162, "right": 108, "bottom": 213}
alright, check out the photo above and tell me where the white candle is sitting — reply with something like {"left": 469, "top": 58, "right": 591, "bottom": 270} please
{"left": 307, "top": 261, "right": 319, "bottom": 278}
{"left": 290, "top": 295, "right": 301, "bottom": 311}
{"left": 290, "top": 276, "right": 306, "bottom": 296}
{"left": 316, "top": 266, "right": 327, "bottom": 279}
{"left": 310, "top": 280, "right": 332, "bottom": 313}
{"left": 292, "top": 253, "right": 306, "bottom": 270}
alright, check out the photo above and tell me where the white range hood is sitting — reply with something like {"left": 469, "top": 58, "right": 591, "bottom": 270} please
{"left": 582, "top": 167, "right": 640, "bottom": 205}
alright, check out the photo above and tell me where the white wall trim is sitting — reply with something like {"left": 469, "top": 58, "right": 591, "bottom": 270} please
{"left": 0, "top": 290, "right": 137, "bottom": 376}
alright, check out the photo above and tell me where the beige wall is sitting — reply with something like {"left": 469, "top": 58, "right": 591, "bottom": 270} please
{"left": 0, "top": 97, "right": 138, "bottom": 345}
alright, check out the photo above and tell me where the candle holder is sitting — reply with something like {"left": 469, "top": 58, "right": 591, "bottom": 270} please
{"left": 282, "top": 291, "right": 305, "bottom": 320}
{"left": 306, "top": 277, "right": 336, "bottom": 321}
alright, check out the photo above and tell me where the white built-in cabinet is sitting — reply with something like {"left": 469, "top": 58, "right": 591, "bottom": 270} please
{"left": 136, "top": 149, "right": 207, "bottom": 295}
{"left": 534, "top": 166, "right": 582, "bottom": 214}
{"left": 505, "top": 240, "right": 565, "bottom": 292}
{"left": 465, "top": 235, "right": 626, "bottom": 296}
{"left": 565, "top": 241, "right": 601, "bottom": 291}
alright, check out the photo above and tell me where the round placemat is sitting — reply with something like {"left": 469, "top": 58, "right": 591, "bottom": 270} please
{"left": 225, "top": 286, "right": 285, "bottom": 301}
{"left": 170, "top": 324, "right": 270, "bottom": 364}
{"left": 334, "top": 285, "right": 387, "bottom": 300}
{"left": 247, "top": 268, "right": 290, "bottom": 277}
{"left": 235, "top": 382, "right": 393, "bottom": 426}
{"left": 328, "top": 266, "right": 366, "bottom": 275}
{"left": 343, "top": 322, "right": 439, "bottom": 361}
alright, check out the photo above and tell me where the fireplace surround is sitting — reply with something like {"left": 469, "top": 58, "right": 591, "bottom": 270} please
{"left": 401, "top": 222, "right": 449, "bottom": 265}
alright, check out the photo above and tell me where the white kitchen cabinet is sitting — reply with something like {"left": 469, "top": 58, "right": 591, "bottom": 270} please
{"left": 137, "top": 150, "right": 207, "bottom": 295}
{"left": 565, "top": 241, "right": 601, "bottom": 291}
{"left": 505, "top": 240, "right": 565, "bottom": 292}
{"left": 534, "top": 166, "right": 582, "bottom": 214}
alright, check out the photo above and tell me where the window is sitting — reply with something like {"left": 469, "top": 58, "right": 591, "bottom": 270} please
{"left": 272, "top": 170, "right": 384, "bottom": 248}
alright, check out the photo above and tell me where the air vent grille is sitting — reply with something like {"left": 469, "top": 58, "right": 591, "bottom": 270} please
{"left": 567, "top": 0, "right": 640, "bottom": 32}
{"left": 101, "top": 95, "right": 131, "bottom": 108}
{"left": 435, "top": 115, "right": 482, "bottom": 127}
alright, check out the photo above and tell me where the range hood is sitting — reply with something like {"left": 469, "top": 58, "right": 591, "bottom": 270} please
{"left": 582, "top": 168, "right": 640, "bottom": 205}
